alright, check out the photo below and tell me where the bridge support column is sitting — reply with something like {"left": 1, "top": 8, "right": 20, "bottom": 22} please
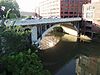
{"left": 31, "top": 26, "right": 38, "bottom": 44}
{"left": 45, "top": 25, "right": 47, "bottom": 30}
{"left": 38, "top": 26, "right": 41, "bottom": 37}
{"left": 49, "top": 24, "right": 52, "bottom": 28}
{"left": 40, "top": 25, "right": 43, "bottom": 35}
{"left": 42, "top": 25, "right": 45, "bottom": 33}
{"left": 77, "top": 22, "right": 82, "bottom": 42}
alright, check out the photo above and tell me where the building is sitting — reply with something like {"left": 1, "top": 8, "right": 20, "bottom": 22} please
{"left": 83, "top": 1, "right": 100, "bottom": 22}
{"left": 40, "top": 0, "right": 91, "bottom": 18}
{"left": 35, "top": 7, "right": 40, "bottom": 16}
{"left": 82, "top": 2, "right": 100, "bottom": 37}
{"left": 40, "top": 0, "right": 61, "bottom": 18}
{"left": 91, "top": 0, "right": 100, "bottom": 3}
{"left": 20, "top": 11, "right": 41, "bottom": 18}
{"left": 20, "top": 11, "right": 34, "bottom": 17}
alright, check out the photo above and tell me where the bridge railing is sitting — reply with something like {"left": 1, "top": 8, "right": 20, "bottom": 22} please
{"left": 1, "top": 17, "right": 82, "bottom": 26}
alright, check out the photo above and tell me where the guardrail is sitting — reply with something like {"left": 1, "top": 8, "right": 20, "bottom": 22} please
{"left": 0, "top": 17, "right": 82, "bottom": 26}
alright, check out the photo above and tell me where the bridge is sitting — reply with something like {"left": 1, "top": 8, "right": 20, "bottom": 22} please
{"left": 3, "top": 17, "right": 82, "bottom": 44}
{"left": 5, "top": 17, "right": 82, "bottom": 26}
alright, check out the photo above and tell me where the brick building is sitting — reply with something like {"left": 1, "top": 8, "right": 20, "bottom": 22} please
{"left": 40, "top": 0, "right": 91, "bottom": 18}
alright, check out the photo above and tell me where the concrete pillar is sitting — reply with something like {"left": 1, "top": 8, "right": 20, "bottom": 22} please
{"left": 77, "top": 22, "right": 81, "bottom": 42}
{"left": 45, "top": 25, "right": 47, "bottom": 30}
{"left": 40, "top": 25, "right": 42, "bottom": 35}
{"left": 38, "top": 26, "right": 41, "bottom": 37}
{"left": 31, "top": 26, "right": 38, "bottom": 44}
{"left": 49, "top": 24, "right": 51, "bottom": 27}
{"left": 77, "top": 22, "right": 80, "bottom": 36}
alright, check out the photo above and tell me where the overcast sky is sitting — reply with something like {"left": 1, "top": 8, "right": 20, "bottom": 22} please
{"left": 16, "top": 0, "right": 40, "bottom": 12}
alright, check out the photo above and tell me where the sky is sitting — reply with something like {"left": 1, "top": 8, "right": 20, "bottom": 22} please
{"left": 16, "top": 0, "right": 40, "bottom": 12}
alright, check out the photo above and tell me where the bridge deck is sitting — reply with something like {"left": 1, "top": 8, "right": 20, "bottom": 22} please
{"left": 4, "top": 17, "right": 82, "bottom": 26}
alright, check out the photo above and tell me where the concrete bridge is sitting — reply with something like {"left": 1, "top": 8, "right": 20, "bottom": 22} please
{"left": 3, "top": 17, "right": 82, "bottom": 44}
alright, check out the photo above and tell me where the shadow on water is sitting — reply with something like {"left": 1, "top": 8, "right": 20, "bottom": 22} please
{"left": 38, "top": 31, "right": 100, "bottom": 75}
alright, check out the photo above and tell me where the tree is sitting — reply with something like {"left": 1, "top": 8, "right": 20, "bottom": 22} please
{"left": 0, "top": 50, "right": 51, "bottom": 75}
{"left": 0, "top": 0, "right": 20, "bottom": 19}
{"left": 0, "top": 26, "right": 51, "bottom": 75}
{"left": 0, "top": 26, "right": 32, "bottom": 55}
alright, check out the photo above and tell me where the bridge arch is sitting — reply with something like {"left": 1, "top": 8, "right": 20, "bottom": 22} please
{"left": 42, "top": 23, "right": 78, "bottom": 38}
{"left": 31, "top": 23, "right": 79, "bottom": 45}
{"left": 42, "top": 24, "right": 61, "bottom": 37}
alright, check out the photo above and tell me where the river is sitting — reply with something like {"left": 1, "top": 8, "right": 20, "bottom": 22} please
{"left": 38, "top": 29, "right": 100, "bottom": 75}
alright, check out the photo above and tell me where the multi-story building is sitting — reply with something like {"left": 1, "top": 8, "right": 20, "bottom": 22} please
{"left": 83, "top": 1, "right": 100, "bottom": 22}
{"left": 40, "top": 0, "right": 91, "bottom": 18}
{"left": 40, "top": 0, "right": 60, "bottom": 18}
{"left": 91, "top": 0, "right": 100, "bottom": 3}
{"left": 82, "top": 2, "right": 100, "bottom": 37}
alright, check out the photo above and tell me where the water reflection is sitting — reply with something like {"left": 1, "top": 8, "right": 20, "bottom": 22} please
{"left": 76, "top": 55, "right": 100, "bottom": 75}
{"left": 39, "top": 31, "right": 100, "bottom": 75}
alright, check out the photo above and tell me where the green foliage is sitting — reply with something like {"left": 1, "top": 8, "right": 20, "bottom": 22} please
{"left": 0, "top": 26, "right": 31, "bottom": 55}
{"left": 53, "top": 26, "right": 63, "bottom": 32}
{"left": 0, "top": 0, "right": 20, "bottom": 19}
{"left": 0, "top": 49, "right": 51, "bottom": 75}
{"left": 0, "top": 26, "right": 51, "bottom": 75}
{"left": 27, "top": 16, "right": 32, "bottom": 18}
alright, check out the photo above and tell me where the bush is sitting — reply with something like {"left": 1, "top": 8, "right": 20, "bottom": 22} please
{"left": 53, "top": 27, "right": 63, "bottom": 32}
{"left": 0, "top": 26, "right": 32, "bottom": 55}
{"left": 0, "top": 49, "right": 51, "bottom": 75}
{"left": 0, "top": 26, "right": 51, "bottom": 75}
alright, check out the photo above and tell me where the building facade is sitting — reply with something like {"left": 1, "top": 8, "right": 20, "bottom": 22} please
{"left": 40, "top": 0, "right": 60, "bottom": 18}
{"left": 20, "top": 11, "right": 34, "bottom": 17}
{"left": 91, "top": 0, "right": 100, "bottom": 3}
{"left": 40, "top": 0, "right": 91, "bottom": 18}
{"left": 82, "top": 2, "right": 100, "bottom": 37}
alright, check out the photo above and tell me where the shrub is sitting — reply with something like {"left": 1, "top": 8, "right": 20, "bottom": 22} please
{"left": 0, "top": 49, "right": 51, "bottom": 75}
{"left": 53, "top": 27, "right": 63, "bottom": 32}
{"left": 0, "top": 26, "right": 32, "bottom": 55}
{"left": 0, "top": 26, "right": 51, "bottom": 75}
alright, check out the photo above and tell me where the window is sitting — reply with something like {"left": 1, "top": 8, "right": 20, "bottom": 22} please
{"left": 64, "top": 12, "right": 68, "bottom": 14}
{"left": 70, "top": 0, "right": 74, "bottom": 3}
{"left": 69, "top": 12, "right": 73, "bottom": 14}
{"left": 64, "top": 0, "right": 69, "bottom": 2}
{"left": 61, "top": 16, "right": 63, "bottom": 18}
{"left": 86, "top": 12, "right": 93, "bottom": 18}
{"left": 87, "top": 6, "right": 95, "bottom": 11}
{"left": 74, "top": 12, "right": 77, "bottom": 14}
{"left": 66, "top": 4, "right": 68, "bottom": 6}
{"left": 64, "top": 16, "right": 68, "bottom": 18}
{"left": 74, "top": 16, "right": 77, "bottom": 17}
{"left": 69, "top": 16, "right": 73, "bottom": 18}
{"left": 61, "top": 12, "right": 63, "bottom": 14}
{"left": 70, "top": 8, "right": 74, "bottom": 11}
{"left": 65, "top": 8, "right": 68, "bottom": 10}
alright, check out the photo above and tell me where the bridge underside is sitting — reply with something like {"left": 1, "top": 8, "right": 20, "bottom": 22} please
{"left": 22, "top": 22, "right": 81, "bottom": 45}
